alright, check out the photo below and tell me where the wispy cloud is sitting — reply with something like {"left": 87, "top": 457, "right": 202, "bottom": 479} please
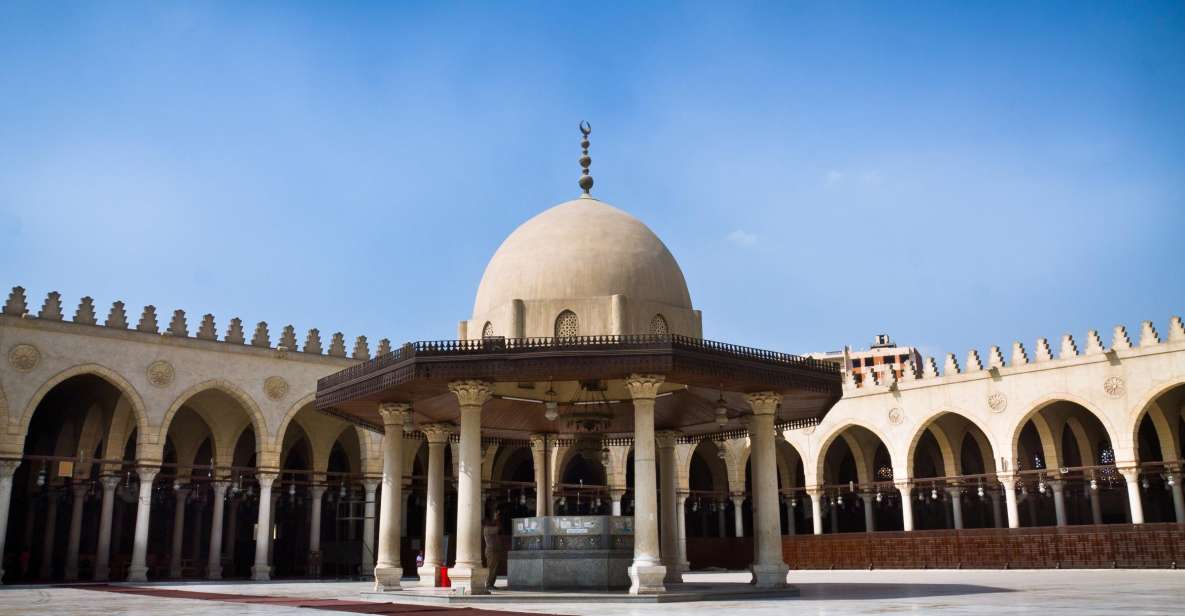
{"left": 726, "top": 229, "right": 757, "bottom": 247}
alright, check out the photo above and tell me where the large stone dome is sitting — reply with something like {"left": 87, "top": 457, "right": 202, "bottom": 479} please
{"left": 473, "top": 196, "right": 693, "bottom": 317}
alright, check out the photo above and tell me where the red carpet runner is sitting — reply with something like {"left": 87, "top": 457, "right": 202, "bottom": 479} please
{"left": 64, "top": 584, "right": 554, "bottom": 615}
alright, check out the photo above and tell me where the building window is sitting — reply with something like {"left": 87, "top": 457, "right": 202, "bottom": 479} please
{"left": 555, "top": 310, "right": 579, "bottom": 338}
{"left": 481, "top": 321, "right": 495, "bottom": 338}
{"left": 649, "top": 314, "right": 669, "bottom": 335}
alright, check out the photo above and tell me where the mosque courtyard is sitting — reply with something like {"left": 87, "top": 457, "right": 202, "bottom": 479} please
{"left": 0, "top": 569, "right": 1182, "bottom": 615}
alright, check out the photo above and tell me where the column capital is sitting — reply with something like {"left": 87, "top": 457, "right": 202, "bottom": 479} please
{"left": 172, "top": 485, "right": 191, "bottom": 499}
{"left": 421, "top": 423, "right": 454, "bottom": 444}
{"left": 211, "top": 480, "right": 231, "bottom": 495}
{"left": 0, "top": 459, "right": 21, "bottom": 477}
{"left": 946, "top": 487, "right": 963, "bottom": 498}
{"left": 100, "top": 475, "right": 121, "bottom": 491}
{"left": 624, "top": 373, "right": 665, "bottom": 399}
{"left": 361, "top": 479, "right": 380, "bottom": 493}
{"left": 309, "top": 485, "right": 328, "bottom": 498}
{"left": 1117, "top": 466, "right": 1142, "bottom": 481}
{"left": 655, "top": 430, "right": 681, "bottom": 449}
{"left": 136, "top": 466, "right": 160, "bottom": 483}
{"left": 996, "top": 472, "right": 1018, "bottom": 486}
{"left": 255, "top": 471, "right": 279, "bottom": 488}
{"left": 745, "top": 391, "right": 783, "bottom": 415}
{"left": 610, "top": 488, "right": 627, "bottom": 500}
{"left": 805, "top": 486, "right": 824, "bottom": 498}
{"left": 529, "top": 433, "right": 549, "bottom": 451}
{"left": 448, "top": 380, "right": 493, "bottom": 407}
{"left": 378, "top": 402, "right": 412, "bottom": 428}
{"left": 893, "top": 480, "right": 913, "bottom": 493}
{"left": 729, "top": 492, "right": 746, "bottom": 503}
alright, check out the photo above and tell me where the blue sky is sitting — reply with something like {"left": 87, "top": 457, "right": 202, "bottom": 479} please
{"left": 1, "top": 2, "right": 1182, "bottom": 360}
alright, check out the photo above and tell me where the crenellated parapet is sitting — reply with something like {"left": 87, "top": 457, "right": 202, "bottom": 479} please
{"left": 1, "top": 285, "right": 395, "bottom": 360}
{"left": 843, "top": 312, "right": 1185, "bottom": 392}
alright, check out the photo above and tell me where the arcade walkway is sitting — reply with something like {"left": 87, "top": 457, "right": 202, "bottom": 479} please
{"left": 0, "top": 570, "right": 1181, "bottom": 615}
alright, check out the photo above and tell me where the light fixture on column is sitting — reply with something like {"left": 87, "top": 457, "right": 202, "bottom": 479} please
{"left": 930, "top": 488, "right": 938, "bottom": 500}
{"left": 875, "top": 490, "right": 883, "bottom": 503}
{"left": 288, "top": 483, "right": 296, "bottom": 497}
{"left": 917, "top": 490, "right": 924, "bottom": 501}
{"left": 977, "top": 485, "right": 985, "bottom": 498}
{"left": 1141, "top": 477, "right": 1150, "bottom": 490}
{"left": 1167, "top": 473, "right": 1175, "bottom": 487}
{"left": 36, "top": 466, "right": 46, "bottom": 487}
{"left": 1038, "top": 480, "right": 1046, "bottom": 495}
{"left": 836, "top": 493, "right": 844, "bottom": 506}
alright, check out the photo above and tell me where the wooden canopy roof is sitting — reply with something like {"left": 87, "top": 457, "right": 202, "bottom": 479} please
{"left": 315, "top": 335, "right": 842, "bottom": 437}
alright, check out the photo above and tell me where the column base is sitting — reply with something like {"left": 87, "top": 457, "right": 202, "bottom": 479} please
{"left": 65, "top": 568, "right": 80, "bottom": 582}
{"left": 373, "top": 565, "right": 403, "bottom": 591}
{"left": 448, "top": 564, "right": 489, "bottom": 595}
{"left": 206, "top": 564, "right": 222, "bottom": 580}
{"left": 662, "top": 559, "right": 682, "bottom": 583}
{"left": 417, "top": 564, "right": 440, "bottom": 587}
{"left": 94, "top": 565, "right": 110, "bottom": 582}
{"left": 628, "top": 563, "right": 667, "bottom": 595}
{"left": 127, "top": 565, "right": 149, "bottom": 582}
{"left": 750, "top": 563, "right": 789, "bottom": 589}
{"left": 168, "top": 566, "right": 182, "bottom": 579}
{"left": 250, "top": 565, "right": 271, "bottom": 581}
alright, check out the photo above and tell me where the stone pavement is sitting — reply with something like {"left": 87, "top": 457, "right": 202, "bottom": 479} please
{"left": 0, "top": 570, "right": 1181, "bottom": 615}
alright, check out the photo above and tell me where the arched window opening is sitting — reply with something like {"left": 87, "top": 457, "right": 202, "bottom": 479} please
{"left": 649, "top": 314, "right": 669, "bottom": 335}
{"left": 481, "top": 321, "right": 495, "bottom": 338}
{"left": 555, "top": 310, "right": 579, "bottom": 338}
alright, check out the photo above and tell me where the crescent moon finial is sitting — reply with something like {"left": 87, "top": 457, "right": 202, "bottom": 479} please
{"left": 578, "top": 121, "right": 593, "bottom": 196}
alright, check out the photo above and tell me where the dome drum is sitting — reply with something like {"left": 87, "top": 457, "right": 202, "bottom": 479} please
{"left": 462, "top": 295, "right": 702, "bottom": 340}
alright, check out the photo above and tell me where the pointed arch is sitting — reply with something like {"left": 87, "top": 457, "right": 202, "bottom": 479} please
{"left": 1126, "top": 379, "right": 1185, "bottom": 460}
{"left": 903, "top": 407, "right": 1001, "bottom": 476}
{"left": 1009, "top": 393, "right": 1120, "bottom": 464}
{"left": 273, "top": 393, "right": 317, "bottom": 454}
{"left": 158, "top": 379, "right": 268, "bottom": 456}
{"left": 18, "top": 363, "right": 149, "bottom": 450}
{"left": 812, "top": 420, "right": 899, "bottom": 486}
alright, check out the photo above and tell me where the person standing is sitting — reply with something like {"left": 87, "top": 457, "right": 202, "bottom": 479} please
{"left": 482, "top": 511, "right": 502, "bottom": 590}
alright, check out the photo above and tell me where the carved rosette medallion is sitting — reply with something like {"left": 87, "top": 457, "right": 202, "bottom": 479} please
{"left": 8, "top": 343, "right": 40, "bottom": 372}
{"left": 987, "top": 392, "right": 1008, "bottom": 413}
{"left": 887, "top": 407, "right": 904, "bottom": 425}
{"left": 264, "top": 376, "right": 289, "bottom": 401}
{"left": 146, "top": 360, "right": 175, "bottom": 388}
{"left": 1103, "top": 376, "right": 1126, "bottom": 398}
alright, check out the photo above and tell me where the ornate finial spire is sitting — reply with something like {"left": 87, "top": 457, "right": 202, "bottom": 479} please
{"left": 578, "top": 121, "right": 593, "bottom": 196}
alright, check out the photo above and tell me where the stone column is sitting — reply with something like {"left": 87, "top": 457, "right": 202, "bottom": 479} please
{"left": 127, "top": 467, "right": 160, "bottom": 582}
{"left": 374, "top": 403, "right": 410, "bottom": 591}
{"left": 862, "top": 494, "right": 875, "bottom": 532}
{"left": 401, "top": 486, "right": 411, "bottom": 536}
{"left": 250, "top": 472, "right": 278, "bottom": 580}
{"left": 745, "top": 392, "right": 789, "bottom": 588}
{"left": 224, "top": 496, "right": 239, "bottom": 559}
{"left": 169, "top": 486, "right": 190, "bottom": 578}
{"left": 41, "top": 493, "right": 58, "bottom": 579}
{"left": 94, "top": 476, "right": 120, "bottom": 581}
{"left": 730, "top": 494, "right": 745, "bottom": 537}
{"left": 529, "top": 434, "right": 550, "bottom": 517}
{"left": 418, "top": 423, "right": 451, "bottom": 584}
{"left": 0, "top": 460, "right": 20, "bottom": 581}
{"left": 64, "top": 482, "right": 89, "bottom": 580}
{"left": 361, "top": 479, "right": 379, "bottom": 576}
{"left": 1119, "top": 467, "right": 1144, "bottom": 524}
{"left": 268, "top": 490, "right": 280, "bottom": 567}
{"left": 717, "top": 500, "right": 727, "bottom": 537}
{"left": 675, "top": 492, "right": 690, "bottom": 574}
{"left": 447, "top": 379, "right": 493, "bottom": 595}
{"left": 1000, "top": 474, "right": 1020, "bottom": 529}
{"left": 948, "top": 488, "right": 964, "bottom": 530}
{"left": 896, "top": 482, "right": 914, "bottom": 532}
{"left": 207, "top": 481, "right": 229, "bottom": 579}
{"left": 308, "top": 485, "right": 326, "bottom": 577}
{"left": 989, "top": 491, "right": 1003, "bottom": 528}
{"left": 1089, "top": 486, "right": 1103, "bottom": 524}
{"left": 1168, "top": 469, "right": 1185, "bottom": 524}
{"left": 807, "top": 489, "right": 823, "bottom": 535}
{"left": 656, "top": 430, "right": 681, "bottom": 583}
{"left": 625, "top": 373, "right": 667, "bottom": 595}
{"left": 610, "top": 488, "right": 626, "bottom": 517}
{"left": 1051, "top": 481, "right": 1067, "bottom": 527}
